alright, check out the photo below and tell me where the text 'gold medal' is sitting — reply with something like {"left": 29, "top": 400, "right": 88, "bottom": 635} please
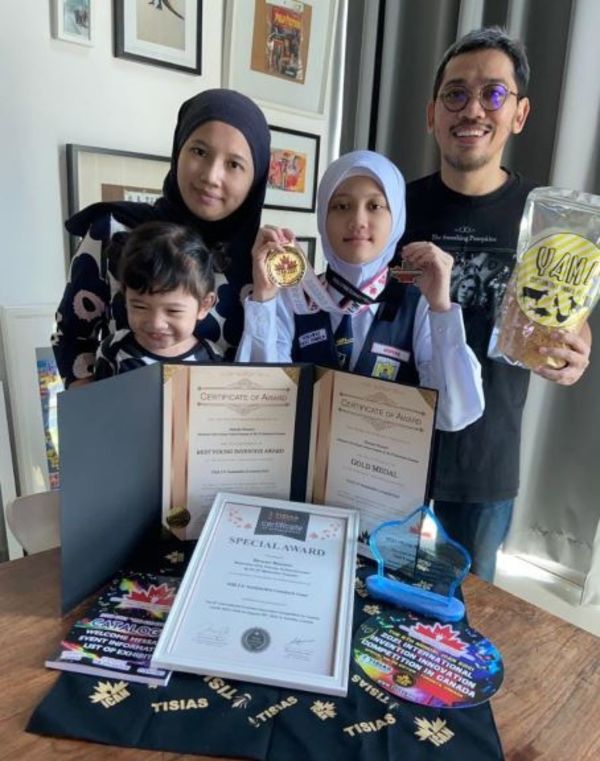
{"left": 265, "top": 245, "right": 307, "bottom": 288}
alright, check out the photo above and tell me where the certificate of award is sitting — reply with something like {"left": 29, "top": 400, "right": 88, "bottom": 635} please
{"left": 162, "top": 365, "right": 312, "bottom": 538}
{"left": 161, "top": 363, "right": 436, "bottom": 543}
{"left": 310, "top": 369, "right": 437, "bottom": 540}
{"left": 151, "top": 492, "right": 359, "bottom": 696}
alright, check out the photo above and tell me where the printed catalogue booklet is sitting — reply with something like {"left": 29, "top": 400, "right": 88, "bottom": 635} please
{"left": 46, "top": 571, "right": 180, "bottom": 686}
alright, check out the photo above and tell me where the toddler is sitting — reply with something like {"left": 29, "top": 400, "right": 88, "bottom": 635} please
{"left": 94, "top": 221, "right": 222, "bottom": 378}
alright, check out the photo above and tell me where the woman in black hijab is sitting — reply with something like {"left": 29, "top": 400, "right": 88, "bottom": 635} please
{"left": 53, "top": 89, "right": 271, "bottom": 385}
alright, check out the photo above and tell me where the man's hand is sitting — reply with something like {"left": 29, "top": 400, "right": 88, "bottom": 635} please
{"left": 400, "top": 241, "right": 452, "bottom": 313}
{"left": 534, "top": 324, "right": 591, "bottom": 386}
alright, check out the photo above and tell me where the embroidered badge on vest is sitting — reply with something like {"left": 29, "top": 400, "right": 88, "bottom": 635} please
{"left": 372, "top": 357, "right": 400, "bottom": 380}
{"left": 414, "top": 717, "right": 454, "bottom": 746}
{"left": 89, "top": 680, "right": 130, "bottom": 709}
{"left": 298, "top": 328, "right": 328, "bottom": 348}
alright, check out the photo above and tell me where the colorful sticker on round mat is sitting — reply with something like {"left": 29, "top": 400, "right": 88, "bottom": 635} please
{"left": 353, "top": 611, "right": 503, "bottom": 708}
{"left": 516, "top": 232, "right": 599, "bottom": 328}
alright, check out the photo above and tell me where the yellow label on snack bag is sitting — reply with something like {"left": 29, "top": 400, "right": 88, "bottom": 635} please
{"left": 516, "top": 232, "right": 600, "bottom": 328}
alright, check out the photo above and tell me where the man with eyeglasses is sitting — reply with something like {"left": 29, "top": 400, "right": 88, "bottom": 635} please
{"left": 398, "top": 27, "right": 591, "bottom": 583}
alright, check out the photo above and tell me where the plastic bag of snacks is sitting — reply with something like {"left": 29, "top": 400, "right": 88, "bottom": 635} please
{"left": 490, "top": 186, "right": 600, "bottom": 370}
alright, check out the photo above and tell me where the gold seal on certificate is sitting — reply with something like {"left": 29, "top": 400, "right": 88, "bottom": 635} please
{"left": 265, "top": 245, "right": 307, "bottom": 287}
{"left": 166, "top": 505, "right": 191, "bottom": 528}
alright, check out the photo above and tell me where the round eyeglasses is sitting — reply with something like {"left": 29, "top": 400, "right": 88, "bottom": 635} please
{"left": 438, "top": 83, "right": 521, "bottom": 112}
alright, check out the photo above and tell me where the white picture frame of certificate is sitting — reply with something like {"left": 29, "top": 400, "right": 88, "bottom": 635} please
{"left": 152, "top": 492, "right": 359, "bottom": 696}
{"left": 224, "top": 0, "right": 339, "bottom": 116}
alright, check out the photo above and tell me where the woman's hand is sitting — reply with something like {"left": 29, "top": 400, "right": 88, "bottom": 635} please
{"left": 400, "top": 242, "right": 453, "bottom": 312}
{"left": 250, "top": 225, "right": 295, "bottom": 302}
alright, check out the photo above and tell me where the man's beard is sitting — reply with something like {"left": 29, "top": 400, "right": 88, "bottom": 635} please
{"left": 443, "top": 151, "right": 490, "bottom": 172}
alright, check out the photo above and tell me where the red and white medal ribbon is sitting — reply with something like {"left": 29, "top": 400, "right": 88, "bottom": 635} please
{"left": 282, "top": 263, "right": 388, "bottom": 316}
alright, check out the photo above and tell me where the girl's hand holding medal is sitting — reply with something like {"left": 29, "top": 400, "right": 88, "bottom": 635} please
{"left": 251, "top": 225, "right": 307, "bottom": 301}
{"left": 400, "top": 241, "right": 453, "bottom": 313}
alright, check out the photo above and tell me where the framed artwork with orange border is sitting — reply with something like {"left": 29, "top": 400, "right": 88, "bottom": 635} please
{"left": 266, "top": 126, "right": 320, "bottom": 212}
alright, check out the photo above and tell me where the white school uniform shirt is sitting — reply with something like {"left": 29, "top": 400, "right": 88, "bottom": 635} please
{"left": 237, "top": 293, "right": 484, "bottom": 433}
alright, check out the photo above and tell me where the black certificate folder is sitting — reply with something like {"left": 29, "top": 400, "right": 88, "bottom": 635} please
{"left": 58, "top": 364, "right": 164, "bottom": 613}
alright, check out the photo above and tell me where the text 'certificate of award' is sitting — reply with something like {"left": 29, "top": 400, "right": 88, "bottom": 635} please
{"left": 311, "top": 370, "right": 437, "bottom": 543}
{"left": 152, "top": 493, "right": 359, "bottom": 696}
{"left": 163, "top": 366, "right": 304, "bottom": 538}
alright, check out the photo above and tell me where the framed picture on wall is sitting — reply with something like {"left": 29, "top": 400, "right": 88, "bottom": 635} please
{"left": 35, "top": 348, "right": 62, "bottom": 492}
{"left": 296, "top": 236, "right": 316, "bottom": 267}
{"left": 266, "top": 126, "right": 320, "bottom": 212}
{"left": 224, "top": 0, "right": 338, "bottom": 116}
{"left": 113, "top": 0, "right": 202, "bottom": 74}
{"left": 52, "top": 0, "right": 94, "bottom": 46}
{"left": 66, "top": 144, "right": 170, "bottom": 256}
{"left": 0, "top": 307, "right": 62, "bottom": 501}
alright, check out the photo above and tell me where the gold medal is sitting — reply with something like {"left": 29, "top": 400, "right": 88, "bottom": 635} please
{"left": 265, "top": 245, "right": 307, "bottom": 287}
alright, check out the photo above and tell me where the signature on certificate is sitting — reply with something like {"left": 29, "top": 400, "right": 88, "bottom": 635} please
{"left": 284, "top": 636, "right": 316, "bottom": 660}
{"left": 193, "top": 625, "right": 230, "bottom": 646}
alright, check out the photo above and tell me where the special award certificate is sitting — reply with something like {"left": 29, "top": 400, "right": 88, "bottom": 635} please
{"left": 152, "top": 493, "right": 359, "bottom": 696}
{"left": 310, "top": 369, "right": 437, "bottom": 541}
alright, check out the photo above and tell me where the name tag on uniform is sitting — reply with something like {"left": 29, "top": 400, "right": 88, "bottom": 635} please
{"left": 298, "top": 328, "right": 328, "bottom": 348}
{"left": 370, "top": 342, "right": 411, "bottom": 362}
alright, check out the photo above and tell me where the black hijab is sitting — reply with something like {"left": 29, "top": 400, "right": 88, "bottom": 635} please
{"left": 65, "top": 89, "right": 271, "bottom": 284}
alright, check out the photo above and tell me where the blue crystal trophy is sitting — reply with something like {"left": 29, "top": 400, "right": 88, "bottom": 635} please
{"left": 366, "top": 506, "right": 471, "bottom": 621}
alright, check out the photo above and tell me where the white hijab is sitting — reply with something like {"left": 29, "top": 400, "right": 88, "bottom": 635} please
{"left": 316, "top": 150, "right": 406, "bottom": 289}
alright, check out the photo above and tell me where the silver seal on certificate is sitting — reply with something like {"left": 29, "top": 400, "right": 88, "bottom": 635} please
{"left": 265, "top": 245, "right": 307, "bottom": 287}
{"left": 242, "top": 627, "right": 271, "bottom": 653}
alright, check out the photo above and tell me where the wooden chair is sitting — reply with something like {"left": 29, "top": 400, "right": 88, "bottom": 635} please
{"left": 5, "top": 491, "right": 60, "bottom": 554}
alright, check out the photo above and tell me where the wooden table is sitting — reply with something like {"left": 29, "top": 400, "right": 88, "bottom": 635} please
{"left": 1, "top": 550, "right": 599, "bottom": 761}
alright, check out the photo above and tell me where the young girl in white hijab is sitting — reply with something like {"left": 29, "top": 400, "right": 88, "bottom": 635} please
{"left": 238, "top": 150, "right": 483, "bottom": 431}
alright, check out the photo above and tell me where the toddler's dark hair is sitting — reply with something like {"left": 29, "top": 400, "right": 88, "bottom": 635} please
{"left": 113, "top": 221, "right": 227, "bottom": 301}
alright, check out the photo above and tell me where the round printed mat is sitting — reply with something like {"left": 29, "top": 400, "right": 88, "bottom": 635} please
{"left": 353, "top": 611, "right": 503, "bottom": 708}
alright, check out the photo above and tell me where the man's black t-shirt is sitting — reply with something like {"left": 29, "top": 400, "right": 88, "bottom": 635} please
{"left": 401, "top": 171, "right": 537, "bottom": 501}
